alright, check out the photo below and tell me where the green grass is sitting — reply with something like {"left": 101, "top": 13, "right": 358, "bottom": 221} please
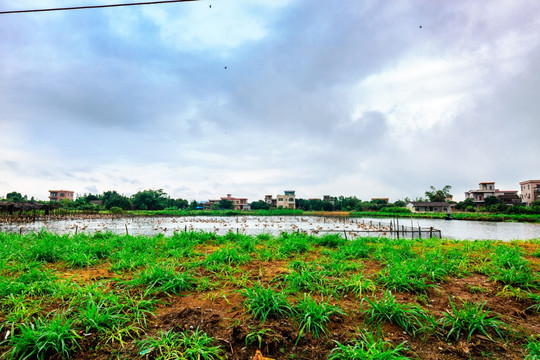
{"left": 0, "top": 228, "right": 537, "bottom": 359}
{"left": 362, "top": 291, "right": 435, "bottom": 337}
{"left": 138, "top": 328, "right": 225, "bottom": 360}
{"left": 8, "top": 314, "right": 80, "bottom": 360}
{"left": 440, "top": 299, "right": 506, "bottom": 341}
{"left": 295, "top": 294, "right": 345, "bottom": 340}
{"left": 329, "top": 332, "right": 411, "bottom": 359}
{"left": 242, "top": 284, "right": 294, "bottom": 324}
{"left": 129, "top": 265, "right": 196, "bottom": 294}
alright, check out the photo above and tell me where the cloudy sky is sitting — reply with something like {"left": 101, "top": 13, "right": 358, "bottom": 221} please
{"left": 1, "top": 0, "right": 539, "bottom": 202}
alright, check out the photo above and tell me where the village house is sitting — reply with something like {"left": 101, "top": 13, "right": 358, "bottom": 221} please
{"left": 407, "top": 202, "right": 454, "bottom": 213}
{"left": 464, "top": 181, "right": 520, "bottom": 208}
{"left": 276, "top": 190, "right": 296, "bottom": 209}
{"left": 520, "top": 180, "right": 540, "bottom": 206}
{"left": 48, "top": 190, "right": 74, "bottom": 202}
{"left": 206, "top": 194, "right": 249, "bottom": 210}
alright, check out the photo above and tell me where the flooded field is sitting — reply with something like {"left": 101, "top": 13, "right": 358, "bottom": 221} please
{"left": 1, "top": 215, "right": 539, "bottom": 240}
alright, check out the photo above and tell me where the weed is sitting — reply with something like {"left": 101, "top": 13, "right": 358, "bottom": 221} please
{"left": 440, "top": 299, "right": 506, "bottom": 341}
{"left": 172, "top": 328, "right": 226, "bottom": 360}
{"left": 465, "top": 284, "right": 489, "bottom": 294}
{"left": 245, "top": 327, "right": 276, "bottom": 348}
{"left": 203, "top": 246, "right": 251, "bottom": 269}
{"left": 329, "top": 331, "right": 410, "bottom": 359}
{"left": 277, "top": 232, "right": 310, "bottom": 257}
{"left": 362, "top": 291, "right": 434, "bottom": 337}
{"left": 497, "top": 285, "right": 528, "bottom": 301}
{"left": 77, "top": 293, "right": 129, "bottom": 332}
{"left": 377, "top": 262, "right": 431, "bottom": 294}
{"left": 315, "top": 233, "right": 347, "bottom": 248}
{"left": 525, "top": 339, "right": 540, "bottom": 359}
{"left": 341, "top": 272, "right": 376, "bottom": 298}
{"left": 130, "top": 265, "right": 196, "bottom": 294}
{"left": 295, "top": 294, "right": 345, "bottom": 340}
{"left": 242, "top": 284, "right": 294, "bottom": 324}
{"left": 8, "top": 314, "right": 80, "bottom": 360}
{"left": 527, "top": 292, "right": 540, "bottom": 313}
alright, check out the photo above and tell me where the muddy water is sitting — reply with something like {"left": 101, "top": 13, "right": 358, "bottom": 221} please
{"left": 0, "top": 215, "right": 539, "bottom": 240}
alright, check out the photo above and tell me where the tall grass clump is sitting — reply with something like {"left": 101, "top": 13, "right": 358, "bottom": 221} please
{"left": 242, "top": 284, "right": 293, "bottom": 324}
{"left": 8, "top": 315, "right": 80, "bottom": 360}
{"left": 329, "top": 332, "right": 410, "bottom": 360}
{"left": 138, "top": 328, "right": 225, "bottom": 360}
{"left": 130, "top": 265, "right": 196, "bottom": 294}
{"left": 77, "top": 293, "right": 129, "bottom": 332}
{"left": 362, "top": 291, "right": 434, "bottom": 337}
{"left": 333, "top": 238, "right": 372, "bottom": 260}
{"left": 314, "top": 233, "right": 347, "bottom": 249}
{"left": 376, "top": 261, "right": 431, "bottom": 294}
{"left": 295, "top": 294, "right": 345, "bottom": 340}
{"left": 484, "top": 245, "right": 536, "bottom": 288}
{"left": 203, "top": 246, "right": 251, "bottom": 269}
{"left": 0, "top": 266, "right": 58, "bottom": 297}
{"left": 440, "top": 299, "right": 506, "bottom": 341}
{"left": 26, "top": 232, "right": 67, "bottom": 263}
{"left": 277, "top": 232, "right": 310, "bottom": 257}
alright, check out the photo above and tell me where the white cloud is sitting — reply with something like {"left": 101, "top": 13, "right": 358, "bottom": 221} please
{"left": 105, "top": 0, "right": 297, "bottom": 54}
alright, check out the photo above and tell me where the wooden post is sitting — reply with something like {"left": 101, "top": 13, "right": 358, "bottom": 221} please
{"left": 418, "top": 226, "right": 421, "bottom": 239}
{"left": 125, "top": 223, "right": 129, "bottom": 235}
{"left": 343, "top": 230, "right": 347, "bottom": 240}
{"left": 75, "top": 225, "right": 78, "bottom": 236}
{"left": 430, "top": 227, "right": 433, "bottom": 238}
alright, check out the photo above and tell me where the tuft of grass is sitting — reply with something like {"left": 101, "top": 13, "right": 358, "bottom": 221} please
{"left": 362, "top": 291, "right": 435, "bottom": 337}
{"left": 242, "top": 284, "right": 294, "bottom": 324}
{"left": 244, "top": 326, "right": 276, "bottom": 348}
{"left": 525, "top": 339, "right": 540, "bottom": 360}
{"left": 295, "top": 294, "right": 345, "bottom": 340}
{"left": 77, "top": 293, "right": 129, "bottom": 332}
{"left": 8, "top": 314, "right": 80, "bottom": 360}
{"left": 139, "top": 328, "right": 225, "bottom": 360}
{"left": 130, "top": 265, "right": 196, "bottom": 294}
{"left": 440, "top": 299, "right": 506, "bottom": 341}
{"left": 341, "top": 272, "right": 376, "bottom": 298}
{"left": 329, "top": 332, "right": 410, "bottom": 360}
{"left": 203, "top": 246, "right": 251, "bottom": 269}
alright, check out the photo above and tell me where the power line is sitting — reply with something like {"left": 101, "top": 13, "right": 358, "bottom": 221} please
{"left": 0, "top": 0, "right": 199, "bottom": 15}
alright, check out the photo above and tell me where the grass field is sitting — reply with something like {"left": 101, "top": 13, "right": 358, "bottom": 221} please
{"left": 0, "top": 230, "right": 539, "bottom": 359}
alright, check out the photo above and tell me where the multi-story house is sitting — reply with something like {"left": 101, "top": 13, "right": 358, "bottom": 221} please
{"left": 206, "top": 194, "right": 249, "bottom": 210}
{"left": 520, "top": 180, "right": 540, "bottom": 206}
{"left": 276, "top": 190, "right": 296, "bottom": 209}
{"left": 48, "top": 190, "right": 74, "bottom": 202}
{"left": 465, "top": 182, "right": 520, "bottom": 207}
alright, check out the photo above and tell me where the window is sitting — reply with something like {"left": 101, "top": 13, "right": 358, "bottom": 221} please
{"left": 60, "top": 193, "right": 64, "bottom": 197}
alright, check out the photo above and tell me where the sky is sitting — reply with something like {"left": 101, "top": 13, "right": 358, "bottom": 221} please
{"left": 1, "top": 0, "right": 539, "bottom": 202}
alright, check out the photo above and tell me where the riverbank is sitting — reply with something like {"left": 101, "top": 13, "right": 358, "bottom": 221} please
{"left": 1, "top": 208, "right": 539, "bottom": 224}
{"left": 0, "top": 231, "right": 538, "bottom": 359}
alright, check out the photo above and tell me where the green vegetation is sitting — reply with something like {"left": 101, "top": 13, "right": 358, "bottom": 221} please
{"left": 0, "top": 230, "right": 538, "bottom": 359}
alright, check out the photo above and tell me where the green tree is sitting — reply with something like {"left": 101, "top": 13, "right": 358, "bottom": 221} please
{"left": 484, "top": 196, "right": 502, "bottom": 207}
{"left": 250, "top": 200, "right": 270, "bottom": 210}
{"left": 6, "top": 192, "right": 27, "bottom": 202}
{"left": 217, "top": 199, "right": 234, "bottom": 210}
{"left": 425, "top": 185, "right": 452, "bottom": 202}
{"left": 188, "top": 200, "right": 199, "bottom": 210}
{"left": 171, "top": 198, "right": 189, "bottom": 209}
{"left": 131, "top": 189, "right": 169, "bottom": 210}
{"left": 102, "top": 191, "right": 132, "bottom": 210}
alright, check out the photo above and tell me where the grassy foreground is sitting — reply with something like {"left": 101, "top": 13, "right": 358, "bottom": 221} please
{"left": 0, "top": 231, "right": 539, "bottom": 359}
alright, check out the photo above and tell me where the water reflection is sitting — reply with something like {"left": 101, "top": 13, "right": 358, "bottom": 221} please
{"left": 0, "top": 215, "right": 538, "bottom": 241}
